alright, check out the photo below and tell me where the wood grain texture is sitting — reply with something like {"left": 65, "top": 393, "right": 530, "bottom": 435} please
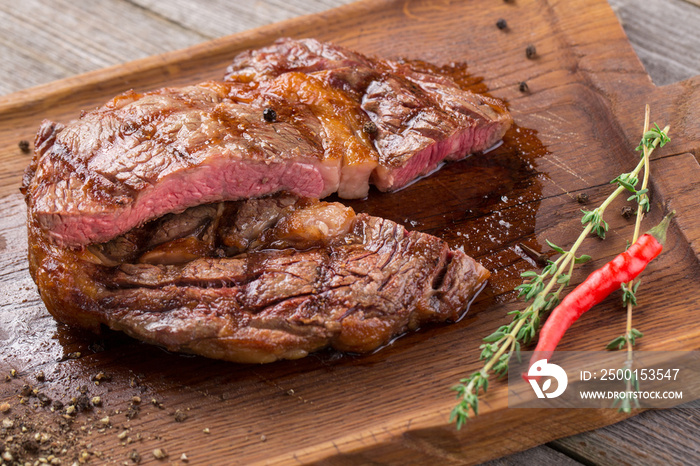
{"left": 0, "top": 0, "right": 355, "bottom": 96}
{"left": 0, "top": 0, "right": 203, "bottom": 94}
{"left": 3, "top": 1, "right": 700, "bottom": 94}
{"left": 552, "top": 152, "right": 700, "bottom": 466}
{"left": 483, "top": 445, "right": 584, "bottom": 466}
{"left": 1, "top": 0, "right": 700, "bottom": 465}
{"left": 551, "top": 399, "right": 700, "bottom": 466}
{"left": 609, "top": 0, "right": 700, "bottom": 85}
{"left": 129, "top": 0, "right": 356, "bottom": 39}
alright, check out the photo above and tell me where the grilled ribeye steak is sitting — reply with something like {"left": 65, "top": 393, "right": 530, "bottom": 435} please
{"left": 22, "top": 38, "right": 512, "bottom": 248}
{"left": 28, "top": 195, "right": 489, "bottom": 363}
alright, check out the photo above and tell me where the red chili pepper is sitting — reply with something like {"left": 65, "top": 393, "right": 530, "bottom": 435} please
{"left": 532, "top": 212, "right": 675, "bottom": 362}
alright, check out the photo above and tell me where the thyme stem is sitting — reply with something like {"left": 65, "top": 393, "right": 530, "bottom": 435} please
{"left": 615, "top": 106, "right": 670, "bottom": 412}
{"left": 625, "top": 107, "right": 652, "bottom": 357}
{"left": 451, "top": 108, "right": 672, "bottom": 427}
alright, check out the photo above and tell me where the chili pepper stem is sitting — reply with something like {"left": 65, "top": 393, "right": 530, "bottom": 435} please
{"left": 645, "top": 211, "right": 675, "bottom": 245}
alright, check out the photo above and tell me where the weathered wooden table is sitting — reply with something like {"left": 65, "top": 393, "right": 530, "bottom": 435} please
{"left": 1, "top": 1, "right": 699, "bottom": 464}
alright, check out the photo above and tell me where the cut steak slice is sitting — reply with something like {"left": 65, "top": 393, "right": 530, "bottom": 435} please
{"left": 242, "top": 71, "right": 379, "bottom": 199}
{"left": 22, "top": 38, "right": 512, "bottom": 248}
{"left": 22, "top": 84, "right": 336, "bottom": 247}
{"left": 27, "top": 195, "right": 490, "bottom": 363}
{"left": 225, "top": 38, "right": 513, "bottom": 191}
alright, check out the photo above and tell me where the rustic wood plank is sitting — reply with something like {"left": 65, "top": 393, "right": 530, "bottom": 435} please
{"left": 5, "top": 0, "right": 699, "bottom": 95}
{"left": 484, "top": 445, "right": 584, "bottom": 466}
{"left": 0, "top": 0, "right": 699, "bottom": 464}
{"left": 0, "top": 0, "right": 206, "bottom": 95}
{"left": 544, "top": 151, "right": 700, "bottom": 466}
{"left": 608, "top": 0, "right": 700, "bottom": 85}
{"left": 550, "top": 399, "right": 700, "bottom": 466}
{"left": 129, "top": 0, "right": 357, "bottom": 39}
{"left": 0, "top": 0, "right": 355, "bottom": 96}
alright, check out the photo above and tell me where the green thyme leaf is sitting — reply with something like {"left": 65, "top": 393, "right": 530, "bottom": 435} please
{"left": 545, "top": 240, "right": 566, "bottom": 255}
{"left": 606, "top": 335, "right": 627, "bottom": 350}
{"left": 482, "top": 331, "right": 506, "bottom": 343}
{"left": 574, "top": 254, "right": 592, "bottom": 264}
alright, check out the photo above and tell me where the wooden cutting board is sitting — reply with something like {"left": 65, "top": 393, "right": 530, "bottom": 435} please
{"left": 1, "top": 0, "right": 699, "bottom": 464}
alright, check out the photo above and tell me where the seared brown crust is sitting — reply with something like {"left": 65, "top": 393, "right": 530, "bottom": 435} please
{"left": 28, "top": 201, "right": 489, "bottom": 363}
{"left": 24, "top": 39, "right": 512, "bottom": 248}
{"left": 225, "top": 38, "right": 514, "bottom": 189}
{"left": 23, "top": 85, "right": 331, "bottom": 247}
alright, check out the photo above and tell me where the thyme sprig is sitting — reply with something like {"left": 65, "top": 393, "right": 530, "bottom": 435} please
{"left": 451, "top": 107, "right": 671, "bottom": 428}
{"left": 636, "top": 123, "right": 670, "bottom": 151}
{"left": 606, "top": 328, "right": 643, "bottom": 350}
{"left": 607, "top": 105, "right": 670, "bottom": 413}
{"left": 612, "top": 368, "right": 641, "bottom": 413}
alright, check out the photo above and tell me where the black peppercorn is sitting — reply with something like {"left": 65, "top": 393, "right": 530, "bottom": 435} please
{"left": 518, "top": 81, "right": 529, "bottom": 93}
{"left": 362, "top": 121, "right": 378, "bottom": 135}
{"left": 621, "top": 206, "right": 635, "bottom": 219}
{"left": 496, "top": 19, "right": 507, "bottom": 30}
{"left": 576, "top": 193, "right": 589, "bottom": 204}
{"left": 18, "top": 140, "right": 30, "bottom": 153}
{"left": 263, "top": 108, "right": 277, "bottom": 122}
{"left": 526, "top": 44, "right": 537, "bottom": 59}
